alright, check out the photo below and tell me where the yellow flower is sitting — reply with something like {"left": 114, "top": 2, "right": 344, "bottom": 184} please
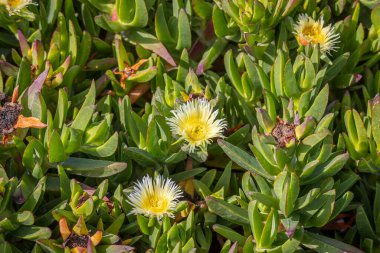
{"left": 294, "top": 14, "right": 340, "bottom": 53}
{"left": 128, "top": 175, "right": 182, "bottom": 219}
{"left": 1, "top": 0, "right": 34, "bottom": 15}
{"left": 167, "top": 98, "right": 227, "bottom": 153}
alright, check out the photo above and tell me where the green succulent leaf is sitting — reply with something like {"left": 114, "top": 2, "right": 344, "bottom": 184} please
{"left": 206, "top": 196, "right": 249, "bottom": 225}
{"left": 218, "top": 140, "right": 274, "bottom": 180}
{"left": 61, "top": 157, "right": 127, "bottom": 177}
{"left": 302, "top": 231, "right": 364, "bottom": 253}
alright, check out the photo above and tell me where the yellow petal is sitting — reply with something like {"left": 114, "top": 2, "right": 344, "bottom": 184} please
{"left": 59, "top": 217, "right": 71, "bottom": 241}
{"left": 14, "top": 115, "right": 47, "bottom": 129}
{"left": 71, "top": 247, "right": 87, "bottom": 253}
{"left": 90, "top": 230, "right": 103, "bottom": 246}
{"left": 180, "top": 92, "right": 190, "bottom": 102}
{"left": 131, "top": 59, "right": 148, "bottom": 71}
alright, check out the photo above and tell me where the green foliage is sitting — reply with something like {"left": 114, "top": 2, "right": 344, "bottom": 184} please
{"left": 0, "top": 0, "right": 379, "bottom": 252}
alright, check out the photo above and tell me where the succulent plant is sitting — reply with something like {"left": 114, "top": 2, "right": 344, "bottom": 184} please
{"left": 342, "top": 94, "right": 380, "bottom": 173}
{"left": 0, "top": 0, "right": 379, "bottom": 252}
{"left": 352, "top": 177, "right": 380, "bottom": 253}
{"left": 0, "top": 172, "right": 51, "bottom": 252}
{"left": 191, "top": 45, "right": 365, "bottom": 252}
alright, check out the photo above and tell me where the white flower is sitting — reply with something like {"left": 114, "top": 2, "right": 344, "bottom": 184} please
{"left": 128, "top": 175, "right": 182, "bottom": 219}
{"left": 167, "top": 98, "right": 227, "bottom": 153}
{"left": 294, "top": 14, "right": 340, "bottom": 53}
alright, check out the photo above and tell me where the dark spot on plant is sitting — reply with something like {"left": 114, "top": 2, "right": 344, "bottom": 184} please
{"left": 64, "top": 233, "right": 89, "bottom": 249}
{"left": 76, "top": 193, "right": 90, "bottom": 208}
{"left": 0, "top": 102, "right": 23, "bottom": 135}
{"left": 0, "top": 92, "right": 7, "bottom": 104}
{"left": 188, "top": 93, "right": 205, "bottom": 101}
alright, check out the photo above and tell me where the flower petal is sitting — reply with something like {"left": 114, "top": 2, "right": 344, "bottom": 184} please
{"left": 89, "top": 230, "right": 103, "bottom": 246}
{"left": 59, "top": 217, "right": 71, "bottom": 241}
{"left": 127, "top": 175, "right": 183, "bottom": 219}
{"left": 71, "top": 247, "right": 87, "bottom": 253}
{"left": 14, "top": 115, "right": 47, "bottom": 129}
{"left": 131, "top": 59, "right": 148, "bottom": 71}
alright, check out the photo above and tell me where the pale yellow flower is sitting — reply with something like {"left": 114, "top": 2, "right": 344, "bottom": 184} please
{"left": 167, "top": 98, "right": 226, "bottom": 153}
{"left": 1, "top": 0, "right": 34, "bottom": 15}
{"left": 128, "top": 175, "right": 182, "bottom": 219}
{"left": 294, "top": 14, "right": 340, "bottom": 53}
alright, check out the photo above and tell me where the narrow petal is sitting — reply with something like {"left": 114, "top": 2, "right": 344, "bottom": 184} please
{"left": 59, "top": 217, "right": 71, "bottom": 241}
{"left": 131, "top": 59, "right": 148, "bottom": 71}
{"left": 14, "top": 115, "right": 47, "bottom": 129}
{"left": 127, "top": 175, "right": 182, "bottom": 219}
{"left": 89, "top": 231, "right": 103, "bottom": 246}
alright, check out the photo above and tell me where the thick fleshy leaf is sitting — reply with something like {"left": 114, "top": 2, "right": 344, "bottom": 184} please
{"left": 218, "top": 140, "right": 274, "bottom": 180}
{"left": 302, "top": 231, "right": 364, "bottom": 253}
{"left": 61, "top": 158, "right": 127, "bottom": 177}
{"left": 125, "top": 31, "right": 176, "bottom": 66}
{"left": 206, "top": 196, "right": 249, "bottom": 225}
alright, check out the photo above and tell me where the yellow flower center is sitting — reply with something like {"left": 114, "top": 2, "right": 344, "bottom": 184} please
{"left": 300, "top": 24, "right": 324, "bottom": 45}
{"left": 185, "top": 121, "right": 207, "bottom": 142}
{"left": 7, "top": 0, "right": 22, "bottom": 7}
{"left": 142, "top": 194, "right": 169, "bottom": 214}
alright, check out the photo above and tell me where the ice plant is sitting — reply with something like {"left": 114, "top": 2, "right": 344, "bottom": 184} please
{"left": 127, "top": 175, "right": 182, "bottom": 219}
{"left": 167, "top": 99, "right": 227, "bottom": 153}
{"left": 294, "top": 14, "right": 340, "bottom": 53}
{"left": 0, "top": 0, "right": 34, "bottom": 15}
{"left": 59, "top": 216, "right": 102, "bottom": 253}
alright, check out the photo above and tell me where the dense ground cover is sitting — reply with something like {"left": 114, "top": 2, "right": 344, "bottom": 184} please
{"left": 0, "top": 0, "right": 380, "bottom": 252}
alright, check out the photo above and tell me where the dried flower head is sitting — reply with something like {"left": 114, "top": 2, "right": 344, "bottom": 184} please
{"left": 272, "top": 118, "right": 296, "bottom": 148}
{"left": 128, "top": 175, "right": 182, "bottom": 219}
{"left": 59, "top": 217, "right": 102, "bottom": 253}
{"left": 294, "top": 14, "right": 340, "bottom": 53}
{"left": 167, "top": 98, "right": 227, "bottom": 153}
{"left": 0, "top": 87, "right": 46, "bottom": 144}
